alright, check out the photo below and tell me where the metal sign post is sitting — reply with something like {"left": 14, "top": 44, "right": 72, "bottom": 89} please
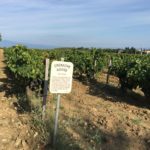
{"left": 49, "top": 59, "right": 73, "bottom": 147}
{"left": 53, "top": 94, "right": 61, "bottom": 146}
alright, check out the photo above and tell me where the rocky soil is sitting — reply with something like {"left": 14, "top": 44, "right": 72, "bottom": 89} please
{"left": 48, "top": 74, "right": 150, "bottom": 150}
{"left": 0, "top": 49, "right": 38, "bottom": 150}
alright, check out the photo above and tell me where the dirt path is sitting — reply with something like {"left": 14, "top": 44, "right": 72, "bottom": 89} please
{"left": 0, "top": 49, "right": 32, "bottom": 150}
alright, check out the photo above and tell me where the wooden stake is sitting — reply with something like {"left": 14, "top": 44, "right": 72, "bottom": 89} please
{"left": 42, "top": 58, "right": 50, "bottom": 120}
{"left": 106, "top": 59, "right": 112, "bottom": 84}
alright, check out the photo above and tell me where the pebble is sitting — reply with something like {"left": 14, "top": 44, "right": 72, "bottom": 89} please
{"left": 22, "top": 140, "right": 29, "bottom": 150}
{"left": 16, "top": 121, "right": 22, "bottom": 127}
{"left": 15, "top": 137, "right": 22, "bottom": 147}
{"left": 147, "top": 139, "right": 150, "bottom": 143}
{"left": 11, "top": 119, "right": 15, "bottom": 123}
{"left": 34, "top": 132, "right": 38, "bottom": 138}
{"left": 2, "top": 139, "right": 8, "bottom": 143}
{"left": 84, "top": 122, "right": 88, "bottom": 126}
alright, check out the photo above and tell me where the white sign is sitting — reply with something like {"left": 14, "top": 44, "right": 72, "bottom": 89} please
{"left": 49, "top": 61, "right": 73, "bottom": 93}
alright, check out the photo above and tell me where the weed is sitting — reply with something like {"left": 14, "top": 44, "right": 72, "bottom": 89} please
{"left": 131, "top": 118, "right": 141, "bottom": 125}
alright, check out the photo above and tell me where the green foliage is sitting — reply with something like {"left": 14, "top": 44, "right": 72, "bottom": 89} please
{"left": 4, "top": 46, "right": 105, "bottom": 89}
{"left": 110, "top": 54, "right": 150, "bottom": 97}
{"left": 5, "top": 45, "right": 45, "bottom": 79}
{"left": 4, "top": 45, "right": 150, "bottom": 97}
{"left": 4, "top": 45, "right": 45, "bottom": 90}
{"left": 65, "top": 48, "right": 105, "bottom": 79}
{"left": 123, "top": 47, "right": 139, "bottom": 54}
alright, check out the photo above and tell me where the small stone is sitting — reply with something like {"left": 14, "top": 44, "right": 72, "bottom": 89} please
{"left": 1, "top": 97, "right": 5, "bottom": 101}
{"left": 90, "top": 139, "right": 94, "bottom": 143}
{"left": 16, "top": 121, "right": 22, "bottom": 127}
{"left": 22, "top": 140, "right": 29, "bottom": 150}
{"left": 92, "top": 125, "right": 96, "bottom": 129}
{"left": 93, "top": 108, "right": 97, "bottom": 112}
{"left": 128, "top": 110, "right": 132, "bottom": 113}
{"left": 147, "top": 139, "right": 150, "bottom": 143}
{"left": 34, "top": 132, "right": 38, "bottom": 138}
{"left": 84, "top": 122, "right": 87, "bottom": 126}
{"left": 26, "top": 130, "right": 29, "bottom": 133}
{"left": 14, "top": 107, "right": 17, "bottom": 110}
{"left": 2, "top": 139, "right": 7, "bottom": 143}
{"left": 15, "top": 138, "right": 21, "bottom": 147}
{"left": 138, "top": 132, "right": 143, "bottom": 136}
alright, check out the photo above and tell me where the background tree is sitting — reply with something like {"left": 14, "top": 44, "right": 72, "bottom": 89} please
{"left": 123, "top": 47, "right": 139, "bottom": 54}
{"left": 0, "top": 33, "right": 2, "bottom": 41}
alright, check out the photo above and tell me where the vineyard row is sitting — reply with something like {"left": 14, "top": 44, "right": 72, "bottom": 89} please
{"left": 4, "top": 45, "right": 150, "bottom": 98}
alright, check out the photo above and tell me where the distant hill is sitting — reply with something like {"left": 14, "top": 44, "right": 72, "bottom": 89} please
{"left": 0, "top": 40, "right": 17, "bottom": 47}
{"left": 0, "top": 40, "right": 56, "bottom": 49}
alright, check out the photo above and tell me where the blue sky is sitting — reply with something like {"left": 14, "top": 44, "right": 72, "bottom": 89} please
{"left": 0, "top": 0, "right": 150, "bottom": 48}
